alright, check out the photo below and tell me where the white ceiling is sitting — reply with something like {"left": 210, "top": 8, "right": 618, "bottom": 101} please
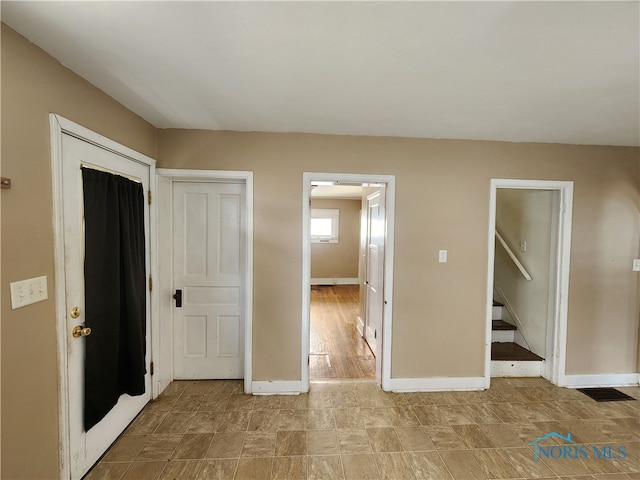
{"left": 2, "top": 1, "right": 639, "bottom": 146}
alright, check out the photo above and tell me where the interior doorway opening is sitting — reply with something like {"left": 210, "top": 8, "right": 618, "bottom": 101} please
{"left": 302, "top": 173, "right": 396, "bottom": 392}
{"left": 491, "top": 188, "right": 558, "bottom": 374}
{"left": 485, "top": 179, "right": 573, "bottom": 387}
{"left": 309, "top": 184, "right": 374, "bottom": 380}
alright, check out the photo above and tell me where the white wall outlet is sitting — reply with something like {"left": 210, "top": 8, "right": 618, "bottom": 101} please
{"left": 10, "top": 275, "right": 48, "bottom": 309}
{"left": 633, "top": 259, "right": 640, "bottom": 272}
{"left": 520, "top": 241, "right": 527, "bottom": 252}
{"left": 438, "top": 250, "right": 448, "bottom": 263}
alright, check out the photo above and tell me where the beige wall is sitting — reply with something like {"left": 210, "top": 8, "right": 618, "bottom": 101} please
{"left": 1, "top": 25, "right": 157, "bottom": 479}
{"left": 157, "top": 129, "right": 640, "bottom": 381}
{"left": 310, "top": 198, "right": 360, "bottom": 279}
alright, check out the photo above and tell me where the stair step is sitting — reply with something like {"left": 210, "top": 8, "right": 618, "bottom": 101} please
{"left": 492, "top": 301, "right": 505, "bottom": 320}
{"left": 492, "top": 320, "right": 516, "bottom": 331}
{"left": 492, "top": 329, "right": 515, "bottom": 343}
{"left": 491, "top": 342, "right": 544, "bottom": 361}
{"left": 490, "top": 360, "right": 542, "bottom": 377}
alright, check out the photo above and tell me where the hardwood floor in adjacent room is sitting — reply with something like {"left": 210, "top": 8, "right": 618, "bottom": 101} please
{"left": 310, "top": 285, "right": 375, "bottom": 379}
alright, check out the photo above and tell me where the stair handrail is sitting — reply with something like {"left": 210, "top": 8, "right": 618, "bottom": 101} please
{"left": 495, "top": 230, "right": 532, "bottom": 281}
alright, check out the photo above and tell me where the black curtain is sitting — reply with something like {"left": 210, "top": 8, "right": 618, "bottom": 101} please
{"left": 82, "top": 168, "right": 146, "bottom": 431}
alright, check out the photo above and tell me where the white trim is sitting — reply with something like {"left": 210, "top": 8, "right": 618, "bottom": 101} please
{"left": 310, "top": 277, "right": 359, "bottom": 285}
{"left": 156, "top": 168, "right": 252, "bottom": 183}
{"left": 155, "top": 175, "right": 174, "bottom": 396}
{"left": 563, "top": 373, "right": 640, "bottom": 388}
{"left": 50, "top": 114, "right": 157, "bottom": 480}
{"left": 156, "top": 168, "right": 254, "bottom": 394}
{"left": 486, "top": 179, "right": 573, "bottom": 389}
{"left": 148, "top": 167, "right": 158, "bottom": 400}
{"left": 491, "top": 360, "right": 543, "bottom": 377}
{"left": 302, "top": 172, "right": 396, "bottom": 393}
{"left": 356, "top": 316, "right": 364, "bottom": 336}
{"left": 252, "top": 381, "right": 303, "bottom": 395}
{"left": 551, "top": 182, "right": 573, "bottom": 387}
{"left": 50, "top": 115, "right": 71, "bottom": 480}
{"left": 54, "top": 116, "right": 156, "bottom": 166}
{"left": 382, "top": 178, "right": 395, "bottom": 386}
{"left": 388, "top": 377, "right": 486, "bottom": 393}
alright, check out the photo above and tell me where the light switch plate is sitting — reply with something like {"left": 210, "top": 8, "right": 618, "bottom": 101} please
{"left": 439, "top": 250, "right": 448, "bottom": 263}
{"left": 10, "top": 276, "right": 48, "bottom": 309}
{"left": 633, "top": 259, "right": 640, "bottom": 272}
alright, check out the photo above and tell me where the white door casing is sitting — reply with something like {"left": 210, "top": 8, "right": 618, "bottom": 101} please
{"left": 364, "top": 189, "right": 385, "bottom": 384}
{"left": 156, "top": 169, "right": 253, "bottom": 394}
{"left": 172, "top": 182, "right": 246, "bottom": 379}
{"left": 51, "top": 115, "right": 156, "bottom": 480}
{"left": 485, "top": 179, "right": 573, "bottom": 388}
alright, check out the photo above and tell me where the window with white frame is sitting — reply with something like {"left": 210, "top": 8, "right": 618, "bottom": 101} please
{"left": 310, "top": 208, "right": 339, "bottom": 243}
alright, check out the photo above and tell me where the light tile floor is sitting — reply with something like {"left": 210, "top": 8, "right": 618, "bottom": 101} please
{"left": 86, "top": 377, "right": 640, "bottom": 480}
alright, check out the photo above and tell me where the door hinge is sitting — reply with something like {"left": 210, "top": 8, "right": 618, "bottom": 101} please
{"left": 150, "top": 361, "right": 154, "bottom": 376}
{"left": 148, "top": 276, "right": 153, "bottom": 291}
{"left": 148, "top": 190, "right": 152, "bottom": 205}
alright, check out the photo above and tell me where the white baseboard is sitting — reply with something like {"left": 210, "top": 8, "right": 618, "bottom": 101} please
{"left": 251, "top": 381, "right": 303, "bottom": 395}
{"left": 563, "top": 373, "right": 640, "bottom": 388}
{"left": 356, "top": 316, "right": 364, "bottom": 336}
{"left": 491, "top": 360, "right": 542, "bottom": 377}
{"left": 311, "top": 277, "right": 359, "bottom": 285}
{"left": 388, "top": 376, "right": 485, "bottom": 392}
{"left": 251, "top": 374, "right": 640, "bottom": 394}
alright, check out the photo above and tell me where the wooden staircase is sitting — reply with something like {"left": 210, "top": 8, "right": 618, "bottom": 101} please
{"left": 491, "top": 301, "right": 516, "bottom": 342}
{"left": 491, "top": 301, "right": 543, "bottom": 376}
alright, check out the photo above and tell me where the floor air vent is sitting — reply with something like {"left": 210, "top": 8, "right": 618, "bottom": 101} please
{"left": 577, "top": 387, "right": 636, "bottom": 402}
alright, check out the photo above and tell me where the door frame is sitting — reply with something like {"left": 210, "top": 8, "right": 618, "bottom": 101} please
{"left": 156, "top": 169, "right": 254, "bottom": 394}
{"left": 50, "top": 114, "right": 157, "bottom": 479}
{"left": 302, "top": 172, "right": 396, "bottom": 392}
{"left": 485, "top": 178, "right": 574, "bottom": 388}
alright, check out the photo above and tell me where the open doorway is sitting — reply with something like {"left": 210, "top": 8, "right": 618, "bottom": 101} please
{"left": 485, "top": 179, "right": 574, "bottom": 387}
{"left": 309, "top": 184, "right": 374, "bottom": 379}
{"left": 302, "top": 173, "right": 396, "bottom": 392}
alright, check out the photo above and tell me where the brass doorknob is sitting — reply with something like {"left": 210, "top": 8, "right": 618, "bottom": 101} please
{"left": 72, "top": 325, "right": 92, "bottom": 338}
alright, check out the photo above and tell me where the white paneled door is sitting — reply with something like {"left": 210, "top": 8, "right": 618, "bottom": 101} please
{"left": 172, "top": 182, "right": 245, "bottom": 379}
{"left": 364, "top": 188, "right": 385, "bottom": 383}
{"left": 62, "top": 134, "right": 152, "bottom": 480}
